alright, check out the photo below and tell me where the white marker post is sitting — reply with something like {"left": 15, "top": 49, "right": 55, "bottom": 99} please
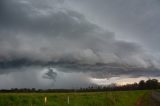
{"left": 44, "top": 96, "right": 47, "bottom": 106}
{"left": 67, "top": 96, "right": 70, "bottom": 105}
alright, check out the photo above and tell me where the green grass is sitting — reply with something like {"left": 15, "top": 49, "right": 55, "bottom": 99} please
{"left": 156, "top": 89, "right": 160, "bottom": 92}
{"left": 0, "top": 90, "right": 150, "bottom": 106}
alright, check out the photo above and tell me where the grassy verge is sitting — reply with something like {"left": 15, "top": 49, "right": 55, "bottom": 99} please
{"left": 0, "top": 90, "right": 149, "bottom": 106}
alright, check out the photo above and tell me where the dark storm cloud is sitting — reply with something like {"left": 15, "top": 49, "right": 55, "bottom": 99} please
{"left": 53, "top": 63, "right": 160, "bottom": 79}
{"left": 68, "top": 0, "right": 160, "bottom": 51}
{"left": 0, "top": 66, "right": 92, "bottom": 89}
{"left": 0, "top": 65, "right": 160, "bottom": 89}
{"left": 42, "top": 67, "right": 57, "bottom": 81}
{"left": 0, "top": 0, "right": 160, "bottom": 79}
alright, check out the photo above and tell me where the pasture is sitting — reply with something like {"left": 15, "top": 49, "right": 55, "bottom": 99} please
{"left": 0, "top": 90, "right": 150, "bottom": 106}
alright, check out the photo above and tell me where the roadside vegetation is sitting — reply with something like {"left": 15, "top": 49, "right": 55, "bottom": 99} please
{"left": 0, "top": 90, "right": 149, "bottom": 106}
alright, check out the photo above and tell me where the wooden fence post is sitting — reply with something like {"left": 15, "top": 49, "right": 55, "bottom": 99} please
{"left": 67, "top": 96, "right": 70, "bottom": 104}
{"left": 44, "top": 96, "right": 47, "bottom": 106}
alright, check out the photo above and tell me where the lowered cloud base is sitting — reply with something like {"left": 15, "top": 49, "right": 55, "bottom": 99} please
{"left": 0, "top": 0, "right": 160, "bottom": 88}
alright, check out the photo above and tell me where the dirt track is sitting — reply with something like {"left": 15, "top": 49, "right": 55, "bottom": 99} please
{"left": 136, "top": 91, "right": 160, "bottom": 106}
{"left": 151, "top": 91, "right": 160, "bottom": 106}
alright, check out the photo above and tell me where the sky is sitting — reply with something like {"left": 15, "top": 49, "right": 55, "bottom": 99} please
{"left": 0, "top": 0, "right": 160, "bottom": 89}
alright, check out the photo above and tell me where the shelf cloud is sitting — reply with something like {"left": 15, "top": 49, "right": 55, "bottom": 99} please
{"left": 0, "top": 0, "right": 160, "bottom": 88}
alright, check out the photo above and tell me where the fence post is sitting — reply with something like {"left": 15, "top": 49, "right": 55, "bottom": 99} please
{"left": 67, "top": 96, "right": 70, "bottom": 104}
{"left": 44, "top": 96, "right": 47, "bottom": 106}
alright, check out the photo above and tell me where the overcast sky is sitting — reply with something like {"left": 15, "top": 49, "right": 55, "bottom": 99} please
{"left": 0, "top": 0, "right": 160, "bottom": 89}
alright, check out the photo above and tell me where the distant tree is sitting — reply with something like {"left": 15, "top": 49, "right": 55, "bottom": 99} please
{"left": 146, "top": 79, "right": 159, "bottom": 89}
{"left": 139, "top": 80, "right": 145, "bottom": 89}
{"left": 31, "top": 88, "right": 36, "bottom": 92}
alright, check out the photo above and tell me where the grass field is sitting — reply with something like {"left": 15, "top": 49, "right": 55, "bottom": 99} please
{"left": 0, "top": 90, "right": 150, "bottom": 106}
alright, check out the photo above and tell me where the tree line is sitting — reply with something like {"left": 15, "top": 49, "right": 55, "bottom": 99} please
{"left": 0, "top": 79, "right": 159, "bottom": 93}
{"left": 82, "top": 79, "right": 160, "bottom": 92}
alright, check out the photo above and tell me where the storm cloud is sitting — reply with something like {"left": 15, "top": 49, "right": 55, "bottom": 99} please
{"left": 0, "top": 0, "right": 160, "bottom": 88}
{"left": 0, "top": 0, "right": 157, "bottom": 66}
